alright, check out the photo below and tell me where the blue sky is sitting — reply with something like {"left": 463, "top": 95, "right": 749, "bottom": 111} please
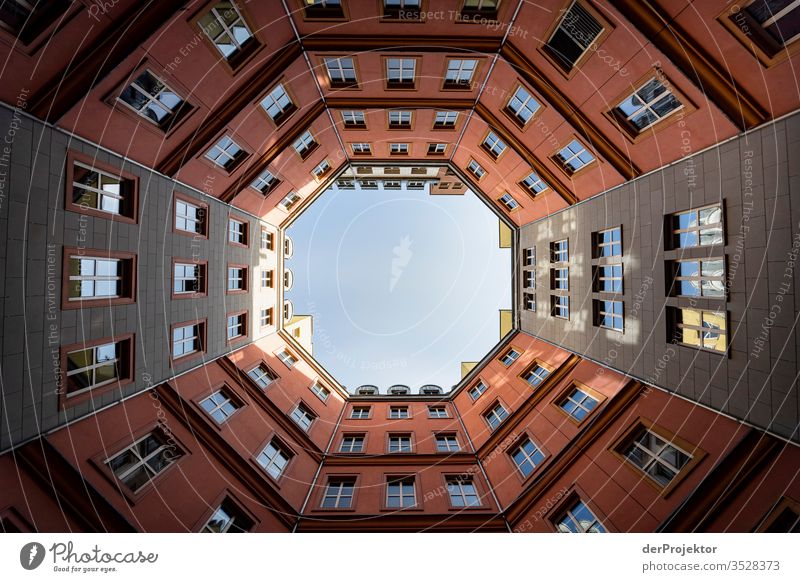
{"left": 286, "top": 184, "right": 511, "bottom": 392}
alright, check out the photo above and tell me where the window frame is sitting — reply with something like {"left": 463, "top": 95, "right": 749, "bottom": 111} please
{"left": 666, "top": 256, "right": 727, "bottom": 299}
{"left": 443, "top": 475, "right": 484, "bottom": 509}
{"left": 666, "top": 203, "right": 725, "bottom": 250}
{"left": 350, "top": 405, "right": 372, "bottom": 420}
{"left": 253, "top": 434, "right": 295, "bottom": 483}
{"left": 667, "top": 307, "right": 729, "bottom": 355}
{"left": 173, "top": 191, "right": 209, "bottom": 239}
{"left": 383, "top": 475, "right": 419, "bottom": 510}
{"left": 192, "top": 0, "right": 261, "bottom": 74}
{"left": 300, "top": 0, "right": 348, "bottom": 21}
{"left": 226, "top": 263, "right": 249, "bottom": 294}
{"left": 322, "top": 55, "right": 360, "bottom": 89}
{"left": 59, "top": 333, "right": 135, "bottom": 409}
{"left": 318, "top": 475, "right": 359, "bottom": 510}
{"left": 435, "top": 432, "right": 461, "bottom": 453}
{"left": 61, "top": 247, "right": 137, "bottom": 309}
{"left": 246, "top": 362, "right": 278, "bottom": 390}
{"left": 551, "top": 136, "right": 597, "bottom": 177}
{"left": 170, "top": 318, "right": 207, "bottom": 364}
{"left": 203, "top": 134, "right": 249, "bottom": 174}
{"left": 171, "top": 258, "right": 208, "bottom": 299}
{"left": 289, "top": 400, "right": 318, "bottom": 433}
{"left": 508, "top": 434, "right": 548, "bottom": 481}
{"left": 519, "top": 360, "right": 553, "bottom": 389}
{"left": 482, "top": 399, "right": 510, "bottom": 431}
{"left": 717, "top": 1, "right": 800, "bottom": 67}
{"left": 386, "top": 432, "right": 414, "bottom": 454}
{"left": 338, "top": 433, "right": 367, "bottom": 454}
{"left": 225, "top": 309, "right": 248, "bottom": 343}
{"left": 593, "top": 298, "right": 624, "bottom": 332}
{"left": 227, "top": 216, "right": 250, "bottom": 247}
{"left": 609, "top": 418, "right": 706, "bottom": 497}
{"left": 383, "top": 55, "right": 419, "bottom": 90}
{"left": 196, "top": 382, "right": 245, "bottom": 427}
{"left": 65, "top": 151, "right": 139, "bottom": 224}
{"left": 539, "top": 0, "right": 612, "bottom": 79}
{"left": 553, "top": 381, "right": 605, "bottom": 425}
{"left": 441, "top": 57, "right": 480, "bottom": 90}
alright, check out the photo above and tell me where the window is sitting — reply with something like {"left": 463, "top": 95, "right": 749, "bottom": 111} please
{"left": 467, "top": 159, "right": 485, "bottom": 179}
{"left": 511, "top": 438, "right": 545, "bottom": 477}
{"left": 524, "top": 269, "right": 535, "bottom": 290}
{"left": 200, "top": 389, "right": 239, "bottom": 424}
{"left": 70, "top": 160, "right": 136, "bottom": 221}
{"left": 428, "top": 143, "right": 447, "bottom": 155}
{"left": 252, "top": 169, "right": 280, "bottom": 194}
{"left": 436, "top": 434, "right": 460, "bottom": 452}
{"left": 550, "top": 239, "right": 568, "bottom": 262}
{"left": 408, "top": 181, "right": 425, "bottom": 190}
{"left": 341, "top": 110, "right": 366, "bottom": 128}
{"left": 174, "top": 196, "right": 207, "bottom": 236}
{"left": 619, "top": 426, "right": 692, "bottom": 487}
{"left": 227, "top": 266, "right": 247, "bottom": 291}
{"left": 434, "top": 111, "right": 458, "bottom": 128}
{"left": 340, "top": 435, "right": 365, "bottom": 453}
{"left": 384, "top": 180, "right": 401, "bottom": 190}
{"left": 444, "top": 58, "right": 477, "bottom": 88}
{"left": 312, "top": 160, "right": 331, "bottom": 180}
{"left": 386, "top": 57, "right": 416, "bottom": 87}
{"left": 447, "top": 478, "right": 480, "bottom": 507}
{"left": 499, "top": 193, "right": 519, "bottom": 211}
{"left": 593, "top": 227, "right": 622, "bottom": 257}
{"left": 520, "top": 170, "right": 548, "bottom": 196}
{"left": 106, "top": 430, "right": 180, "bottom": 493}
{"left": 205, "top": 135, "right": 246, "bottom": 171}
{"left": 593, "top": 264, "right": 623, "bottom": 293}
{"left": 119, "top": 70, "right": 187, "bottom": 129}
{"left": 388, "top": 434, "right": 412, "bottom": 453}
{"left": 552, "top": 295, "right": 569, "bottom": 319}
{"left": 544, "top": 1, "right": 604, "bottom": 72}
{"left": 668, "top": 258, "right": 725, "bottom": 298}
{"left": 484, "top": 402, "right": 509, "bottom": 430}
{"left": 351, "top": 406, "right": 371, "bottom": 419}
{"left": 388, "top": 110, "right": 412, "bottom": 128}
{"left": 66, "top": 254, "right": 134, "bottom": 303}
{"left": 324, "top": 56, "right": 357, "bottom": 88}
{"left": 594, "top": 299, "right": 623, "bottom": 331}
{"left": 248, "top": 364, "right": 275, "bottom": 389}
{"left": 351, "top": 143, "right": 372, "bottom": 155}
{"left": 198, "top": 2, "right": 255, "bottom": 65}
{"left": 386, "top": 477, "right": 416, "bottom": 508}
{"left": 389, "top": 406, "right": 409, "bottom": 419}
{"left": 482, "top": 131, "right": 507, "bottom": 159}
{"left": 725, "top": 0, "right": 800, "bottom": 62}
{"left": 173, "top": 262, "right": 205, "bottom": 296}
{"left": 310, "top": 381, "right": 330, "bottom": 402}
{"left": 260, "top": 83, "right": 295, "bottom": 124}
{"left": 261, "top": 270, "right": 274, "bottom": 289}
{"left": 64, "top": 338, "right": 132, "bottom": 397}
{"left": 614, "top": 77, "right": 683, "bottom": 133}
{"left": 522, "top": 363, "right": 550, "bottom": 388}
{"left": 337, "top": 179, "right": 355, "bottom": 189}
{"left": 390, "top": 143, "right": 409, "bottom": 155}
{"left": 0, "top": 0, "right": 70, "bottom": 45}
{"left": 559, "top": 385, "right": 599, "bottom": 422}
{"left": 227, "top": 219, "right": 247, "bottom": 246}
{"left": 279, "top": 192, "right": 301, "bottom": 212}
{"left": 468, "top": 380, "right": 487, "bottom": 400}
{"left": 290, "top": 403, "right": 316, "bottom": 431}
{"left": 293, "top": 130, "right": 318, "bottom": 159}
{"left": 505, "top": 85, "right": 541, "bottom": 126}
{"left": 551, "top": 267, "right": 569, "bottom": 290}
{"left": 173, "top": 322, "right": 203, "bottom": 359}
{"left": 428, "top": 406, "right": 448, "bottom": 418}
{"left": 201, "top": 498, "right": 254, "bottom": 533}
{"left": 304, "top": 0, "right": 345, "bottom": 19}
{"left": 322, "top": 479, "right": 355, "bottom": 508}
{"left": 461, "top": 0, "right": 499, "bottom": 18}
{"left": 668, "top": 307, "right": 728, "bottom": 353}
{"left": 500, "top": 348, "right": 520, "bottom": 366}
{"left": 226, "top": 312, "right": 247, "bottom": 340}
{"left": 261, "top": 228, "right": 274, "bottom": 250}
{"left": 554, "top": 138, "right": 595, "bottom": 174}
{"left": 260, "top": 308, "right": 273, "bottom": 328}
{"left": 524, "top": 292, "right": 536, "bottom": 311}
{"left": 524, "top": 247, "right": 536, "bottom": 266}
{"left": 668, "top": 204, "right": 724, "bottom": 249}
{"left": 277, "top": 349, "right": 297, "bottom": 368}
{"left": 555, "top": 499, "right": 606, "bottom": 533}
{"left": 760, "top": 499, "right": 800, "bottom": 532}
{"left": 383, "top": 0, "right": 422, "bottom": 19}
{"left": 256, "top": 440, "right": 291, "bottom": 480}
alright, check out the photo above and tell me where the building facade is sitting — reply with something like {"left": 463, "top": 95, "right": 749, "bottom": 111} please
{"left": 0, "top": 0, "right": 798, "bottom": 533}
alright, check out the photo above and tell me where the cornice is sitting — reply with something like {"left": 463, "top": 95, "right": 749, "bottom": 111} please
{"left": 301, "top": 35, "right": 502, "bottom": 53}
{"left": 296, "top": 511, "right": 507, "bottom": 532}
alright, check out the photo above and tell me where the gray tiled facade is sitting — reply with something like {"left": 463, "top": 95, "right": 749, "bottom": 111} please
{"left": 519, "top": 113, "right": 800, "bottom": 443}
{"left": 0, "top": 106, "right": 277, "bottom": 452}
